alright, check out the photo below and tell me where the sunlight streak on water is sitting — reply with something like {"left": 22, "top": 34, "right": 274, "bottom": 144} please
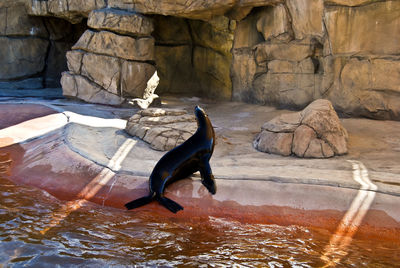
{"left": 40, "top": 139, "right": 137, "bottom": 235}
{"left": 321, "top": 160, "right": 378, "bottom": 267}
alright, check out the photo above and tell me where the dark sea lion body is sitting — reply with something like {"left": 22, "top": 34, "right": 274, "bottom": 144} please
{"left": 125, "top": 106, "right": 216, "bottom": 213}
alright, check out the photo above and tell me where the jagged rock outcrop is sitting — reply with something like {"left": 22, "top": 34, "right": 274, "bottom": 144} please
{"left": 254, "top": 99, "right": 348, "bottom": 158}
{"left": 125, "top": 108, "right": 197, "bottom": 151}
{"left": 61, "top": 8, "right": 156, "bottom": 105}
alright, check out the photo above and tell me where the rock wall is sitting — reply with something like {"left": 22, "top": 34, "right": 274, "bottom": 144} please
{"left": 1, "top": 0, "right": 399, "bottom": 120}
{"left": 232, "top": 0, "right": 400, "bottom": 120}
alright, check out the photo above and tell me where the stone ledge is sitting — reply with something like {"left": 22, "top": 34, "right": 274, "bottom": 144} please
{"left": 72, "top": 30, "right": 155, "bottom": 62}
{"left": 88, "top": 8, "right": 154, "bottom": 37}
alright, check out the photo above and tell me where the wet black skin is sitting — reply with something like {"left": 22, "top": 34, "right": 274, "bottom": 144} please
{"left": 125, "top": 106, "right": 217, "bottom": 213}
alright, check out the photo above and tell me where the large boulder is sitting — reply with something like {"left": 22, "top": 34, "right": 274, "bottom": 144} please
{"left": 253, "top": 99, "right": 348, "bottom": 158}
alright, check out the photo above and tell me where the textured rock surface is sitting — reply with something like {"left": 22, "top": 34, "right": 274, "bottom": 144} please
{"left": 88, "top": 8, "right": 153, "bottom": 37}
{"left": 73, "top": 30, "right": 155, "bottom": 61}
{"left": 125, "top": 108, "right": 197, "bottom": 151}
{"left": 61, "top": 72, "right": 124, "bottom": 105}
{"left": 0, "top": 37, "right": 48, "bottom": 80}
{"left": 108, "top": 0, "right": 236, "bottom": 20}
{"left": 324, "top": 2, "right": 400, "bottom": 55}
{"left": 28, "top": 0, "right": 106, "bottom": 24}
{"left": 254, "top": 99, "right": 348, "bottom": 158}
{"left": 62, "top": 8, "right": 157, "bottom": 104}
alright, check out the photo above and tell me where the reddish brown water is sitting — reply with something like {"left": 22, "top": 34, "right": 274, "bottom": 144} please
{"left": 1, "top": 176, "right": 399, "bottom": 267}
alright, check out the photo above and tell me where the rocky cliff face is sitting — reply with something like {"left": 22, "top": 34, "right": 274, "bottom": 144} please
{"left": 1, "top": 0, "right": 399, "bottom": 120}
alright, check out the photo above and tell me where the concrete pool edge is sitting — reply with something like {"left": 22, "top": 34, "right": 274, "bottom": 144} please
{"left": 1, "top": 101, "right": 400, "bottom": 243}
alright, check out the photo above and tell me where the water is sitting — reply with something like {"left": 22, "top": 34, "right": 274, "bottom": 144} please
{"left": 1, "top": 176, "right": 399, "bottom": 267}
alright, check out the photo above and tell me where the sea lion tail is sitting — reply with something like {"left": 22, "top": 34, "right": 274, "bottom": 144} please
{"left": 157, "top": 196, "right": 184, "bottom": 213}
{"left": 125, "top": 194, "right": 154, "bottom": 210}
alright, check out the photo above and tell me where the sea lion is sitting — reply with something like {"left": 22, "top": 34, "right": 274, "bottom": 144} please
{"left": 125, "top": 106, "right": 217, "bottom": 213}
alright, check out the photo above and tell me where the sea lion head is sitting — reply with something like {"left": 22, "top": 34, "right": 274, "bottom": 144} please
{"left": 202, "top": 174, "right": 217, "bottom": 195}
{"left": 194, "top": 105, "right": 207, "bottom": 119}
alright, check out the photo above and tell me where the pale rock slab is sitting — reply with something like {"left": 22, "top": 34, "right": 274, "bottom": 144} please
{"left": 107, "top": 0, "right": 236, "bottom": 21}
{"left": 61, "top": 72, "right": 124, "bottom": 106}
{"left": 88, "top": 8, "right": 154, "bottom": 37}
{"left": 256, "top": 4, "right": 291, "bottom": 42}
{"left": 286, "top": 0, "right": 324, "bottom": 40}
{"left": 324, "top": 1, "right": 400, "bottom": 55}
{"left": 121, "top": 61, "right": 157, "bottom": 98}
{"left": 255, "top": 42, "right": 313, "bottom": 63}
{"left": 73, "top": 30, "right": 154, "bottom": 61}
{"left": 81, "top": 53, "right": 121, "bottom": 95}
{"left": 253, "top": 131, "right": 293, "bottom": 156}
{"left": 127, "top": 71, "right": 160, "bottom": 109}
{"left": 28, "top": 0, "right": 106, "bottom": 24}
{"left": 125, "top": 108, "right": 197, "bottom": 151}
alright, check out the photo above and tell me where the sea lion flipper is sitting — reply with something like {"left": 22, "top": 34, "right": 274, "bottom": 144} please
{"left": 199, "top": 156, "right": 217, "bottom": 195}
{"left": 157, "top": 196, "right": 184, "bottom": 213}
{"left": 125, "top": 194, "right": 154, "bottom": 210}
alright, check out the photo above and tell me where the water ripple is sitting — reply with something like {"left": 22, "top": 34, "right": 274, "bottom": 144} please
{"left": 1, "top": 176, "right": 399, "bottom": 267}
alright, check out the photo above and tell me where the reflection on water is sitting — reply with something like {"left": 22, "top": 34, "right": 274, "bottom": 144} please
{"left": 1, "top": 176, "right": 399, "bottom": 267}
{"left": 0, "top": 153, "right": 11, "bottom": 176}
